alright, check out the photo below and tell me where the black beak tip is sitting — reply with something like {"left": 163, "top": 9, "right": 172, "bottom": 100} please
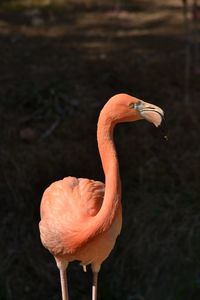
{"left": 159, "top": 117, "right": 168, "bottom": 142}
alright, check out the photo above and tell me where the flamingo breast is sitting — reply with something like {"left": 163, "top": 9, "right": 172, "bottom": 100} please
{"left": 39, "top": 176, "right": 122, "bottom": 263}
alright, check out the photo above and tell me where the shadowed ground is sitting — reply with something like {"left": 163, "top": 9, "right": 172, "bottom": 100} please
{"left": 1, "top": 0, "right": 200, "bottom": 299}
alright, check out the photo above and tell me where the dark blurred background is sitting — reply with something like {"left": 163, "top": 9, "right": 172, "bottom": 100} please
{"left": 1, "top": 0, "right": 200, "bottom": 299}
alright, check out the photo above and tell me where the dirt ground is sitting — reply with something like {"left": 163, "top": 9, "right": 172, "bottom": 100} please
{"left": 1, "top": 0, "right": 200, "bottom": 299}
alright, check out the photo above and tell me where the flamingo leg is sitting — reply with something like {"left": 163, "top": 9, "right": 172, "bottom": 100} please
{"left": 59, "top": 267, "right": 69, "bottom": 300}
{"left": 55, "top": 258, "right": 69, "bottom": 300}
{"left": 92, "top": 272, "right": 99, "bottom": 300}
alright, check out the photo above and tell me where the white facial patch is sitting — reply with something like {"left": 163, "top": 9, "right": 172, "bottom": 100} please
{"left": 134, "top": 100, "right": 164, "bottom": 127}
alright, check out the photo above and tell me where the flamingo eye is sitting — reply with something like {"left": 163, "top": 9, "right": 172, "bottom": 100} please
{"left": 129, "top": 100, "right": 143, "bottom": 109}
{"left": 129, "top": 103, "right": 134, "bottom": 109}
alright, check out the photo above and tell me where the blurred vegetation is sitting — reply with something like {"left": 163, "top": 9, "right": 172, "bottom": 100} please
{"left": 1, "top": 0, "right": 200, "bottom": 300}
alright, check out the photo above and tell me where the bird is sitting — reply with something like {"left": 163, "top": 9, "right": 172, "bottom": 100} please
{"left": 39, "top": 93, "right": 164, "bottom": 300}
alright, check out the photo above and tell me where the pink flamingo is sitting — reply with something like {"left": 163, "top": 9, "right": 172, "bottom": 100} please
{"left": 39, "top": 93, "right": 164, "bottom": 300}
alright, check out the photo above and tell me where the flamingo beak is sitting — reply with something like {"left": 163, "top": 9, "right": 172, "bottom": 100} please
{"left": 134, "top": 100, "right": 164, "bottom": 127}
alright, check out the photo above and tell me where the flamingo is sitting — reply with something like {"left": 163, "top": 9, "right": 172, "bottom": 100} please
{"left": 39, "top": 93, "right": 164, "bottom": 300}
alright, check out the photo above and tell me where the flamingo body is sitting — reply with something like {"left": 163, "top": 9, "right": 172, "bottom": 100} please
{"left": 40, "top": 177, "right": 122, "bottom": 267}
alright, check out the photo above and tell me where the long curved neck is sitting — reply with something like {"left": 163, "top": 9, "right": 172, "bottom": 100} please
{"left": 93, "top": 109, "right": 121, "bottom": 231}
{"left": 79, "top": 106, "right": 122, "bottom": 247}
{"left": 97, "top": 111, "right": 121, "bottom": 203}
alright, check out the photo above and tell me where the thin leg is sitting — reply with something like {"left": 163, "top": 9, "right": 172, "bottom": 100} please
{"left": 92, "top": 272, "right": 98, "bottom": 300}
{"left": 55, "top": 258, "right": 69, "bottom": 300}
{"left": 59, "top": 267, "right": 69, "bottom": 300}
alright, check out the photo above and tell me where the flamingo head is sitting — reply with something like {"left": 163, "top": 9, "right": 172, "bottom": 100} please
{"left": 106, "top": 94, "right": 164, "bottom": 127}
